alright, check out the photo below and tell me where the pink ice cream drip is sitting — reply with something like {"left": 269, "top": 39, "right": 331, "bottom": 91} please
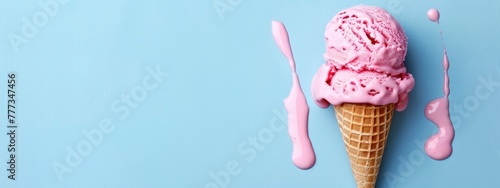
{"left": 312, "top": 5, "right": 415, "bottom": 110}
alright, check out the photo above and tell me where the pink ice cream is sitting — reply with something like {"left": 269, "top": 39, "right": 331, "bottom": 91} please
{"left": 312, "top": 5, "right": 414, "bottom": 111}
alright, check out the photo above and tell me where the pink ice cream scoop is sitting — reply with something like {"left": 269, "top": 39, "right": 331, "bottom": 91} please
{"left": 312, "top": 5, "right": 414, "bottom": 110}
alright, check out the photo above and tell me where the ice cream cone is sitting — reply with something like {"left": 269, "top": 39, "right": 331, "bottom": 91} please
{"left": 333, "top": 103, "right": 395, "bottom": 188}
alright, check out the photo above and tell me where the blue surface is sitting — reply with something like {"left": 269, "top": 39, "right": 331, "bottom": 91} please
{"left": 1, "top": 0, "right": 500, "bottom": 187}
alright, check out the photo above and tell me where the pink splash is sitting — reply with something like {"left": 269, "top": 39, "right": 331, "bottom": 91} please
{"left": 424, "top": 8, "right": 454, "bottom": 160}
{"left": 272, "top": 20, "right": 316, "bottom": 169}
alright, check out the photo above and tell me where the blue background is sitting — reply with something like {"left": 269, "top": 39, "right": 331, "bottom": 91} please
{"left": 1, "top": 0, "right": 500, "bottom": 187}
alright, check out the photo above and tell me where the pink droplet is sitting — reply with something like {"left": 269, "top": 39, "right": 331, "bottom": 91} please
{"left": 427, "top": 8, "right": 440, "bottom": 22}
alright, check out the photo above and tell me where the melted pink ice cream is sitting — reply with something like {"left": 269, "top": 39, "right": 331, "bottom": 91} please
{"left": 424, "top": 8, "right": 454, "bottom": 160}
{"left": 272, "top": 21, "right": 316, "bottom": 169}
{"left": 312, "top": 5, "right": 414, "bottom": 110}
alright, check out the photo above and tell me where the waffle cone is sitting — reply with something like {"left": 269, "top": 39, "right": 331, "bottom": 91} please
{"left": 333, "top": 103, "right": 394, "bottom": 188}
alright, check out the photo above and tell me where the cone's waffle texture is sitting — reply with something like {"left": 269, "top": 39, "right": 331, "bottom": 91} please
{"left": 333, "top": 103, "right": 395, "bottom": 188}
